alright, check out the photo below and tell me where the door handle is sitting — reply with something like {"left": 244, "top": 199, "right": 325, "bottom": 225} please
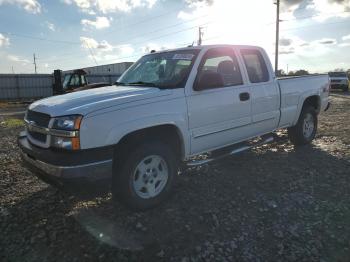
{"left": 239, "top": 92, "right": 250, "bottom": 101}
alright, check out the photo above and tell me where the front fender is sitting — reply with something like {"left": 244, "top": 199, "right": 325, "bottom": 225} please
{"left": 105, "top": 113, "right": 190, "bottom": 157}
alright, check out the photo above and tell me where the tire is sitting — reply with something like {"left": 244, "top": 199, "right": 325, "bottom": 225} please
{"left": 343, "top": 85, "right": 349, "bottom": 92}
{"left": 288, "top": 105, "right": 318, "bottom": 146}
{"left": 112, "top": 141, "right": 177, "bottom": 211}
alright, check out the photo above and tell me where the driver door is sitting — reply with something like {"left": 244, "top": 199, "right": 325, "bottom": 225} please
{"left": 186, "top": 47, "right": 252, "bottom": 155}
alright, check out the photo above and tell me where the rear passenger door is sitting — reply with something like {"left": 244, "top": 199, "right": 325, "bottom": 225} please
{"left": 186, "top": 47, "right": 252, "bottom": 154}
{"left": 240, "top": 49, "right": 280, "bottom": 135}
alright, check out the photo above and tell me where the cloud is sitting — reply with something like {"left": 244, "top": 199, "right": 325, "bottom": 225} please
{"left": 80, "top": 37, "right": 133, "bottom": 55}
{"left": 0, "top": 0, "right": 41, "bottom": 13}
{"left": 279, "top": 37, "right": 296, "bottom": 54}
{"left": 280, "top": 0, "right": 304, "bottom": 11}
{"left": 0, "top": 34, "right": 10, "bottom": 47}
{"left": 102, "top": 45, "right": 135, "bottom": 60}
{"left": 279, "top": 38, "right": 293, "bottom": 46}
{"left": 80, "top": 37, "right": 134, "bottom": 62}
{"left": 279, "top": 47, "right": 295, "bottom": 55}
{"left": 96, "top": 40, "right": 113, "bottom": 51}
{"left": 64, "top": 0, "right": 157, "bottom": 14}
{"left": 339, "top": 42, "right": 350, "bottom": 47}
{"left": 46, "top": 22, "right": 56, "bottom": 32}
{"left": 328, "top": 0, "right": 350, "bottom": 11}
{"left": 7, "top": 54, "right": 30, "bottom": 64}
{"left": 277, "top": 35, "right": 338, "bottom": 56}
{"left": 80, "top": 37, "right": 114, "bottom": 51}
{"left": 317, "top": 38, "right": 337, "bottom": 45}
{"left": 140, "top": 43, "right": 174, "bottom": 54}
{"left": 184, "top": 0, "right": 214, "bottom": 7}
{"left": 342, "top": 34, "right": 350, "bottom": 41}
{"left": 81, "top": 16, "right": 110, "bottom": 30}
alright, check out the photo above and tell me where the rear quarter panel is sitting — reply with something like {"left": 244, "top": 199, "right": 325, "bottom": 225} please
{"left": 277, "top": 75, "right": 329, "bottom": 127}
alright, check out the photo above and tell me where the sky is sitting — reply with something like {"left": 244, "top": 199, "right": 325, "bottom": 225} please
{"left": 0, "top": 0, "right": 349, "bottom": 74}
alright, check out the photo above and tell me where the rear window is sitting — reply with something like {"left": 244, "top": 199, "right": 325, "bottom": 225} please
{"left": 241, "top": 49, "right": 269, "bottom": 83}
{"left": 329, "top": 72, "right": 347, "bottom": 77}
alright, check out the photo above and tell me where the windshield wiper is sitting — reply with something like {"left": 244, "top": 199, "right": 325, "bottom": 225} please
{"left": 115, "top": 81, "right": 126, "bottom": 86}
{"left": 127, "top": 81, "right": 157, "bottom": 87}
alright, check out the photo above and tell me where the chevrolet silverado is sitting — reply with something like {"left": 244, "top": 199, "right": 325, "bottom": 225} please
{"left": 18, "top": 45, "right": 330, "bottom": 210}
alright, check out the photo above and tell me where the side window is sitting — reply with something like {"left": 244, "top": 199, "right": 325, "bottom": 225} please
{"left": 69, "top": 74, "right": 80, "bottom": 86}
{"left": 198, "top": 48, "right": 243, "bottom": 89}
{"left": 241, "top": 49, "right": 269, "bottom": 83}
{"left": 81, "top": 75, "right": 86, "bottom": 85}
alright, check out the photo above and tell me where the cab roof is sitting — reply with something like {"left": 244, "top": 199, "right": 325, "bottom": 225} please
{"left": 148, "top": 44, "right": 263, "bottom": 54}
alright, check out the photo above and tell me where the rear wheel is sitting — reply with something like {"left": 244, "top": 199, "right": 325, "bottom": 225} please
{"left": 112, "top": 141, "right": 177, "bottom": 211}
{"left": 288, "top": 105, "right": 318, "bottom": 146}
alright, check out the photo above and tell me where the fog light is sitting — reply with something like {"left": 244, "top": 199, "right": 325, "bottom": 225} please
{"left": 52, "top": 136, "right": 80, "bottom": 150}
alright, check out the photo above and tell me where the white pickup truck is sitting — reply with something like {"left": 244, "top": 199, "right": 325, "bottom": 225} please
{"left": 19, "top": 45, "right": 330, "bottom": 210}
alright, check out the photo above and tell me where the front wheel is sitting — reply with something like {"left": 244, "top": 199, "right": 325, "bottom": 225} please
{"left": 288, "top": 105, "right": 318, "bottom": 146}
{"left": 112, "top": 141, "right": 177, "bottom": 211}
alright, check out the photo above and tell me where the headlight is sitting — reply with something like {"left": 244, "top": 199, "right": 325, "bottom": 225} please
{"left": 52, "top": 115, "right": 82, "bottom": 131}
{"left": 51, "top": 115, "right": 82, "bottom": 150}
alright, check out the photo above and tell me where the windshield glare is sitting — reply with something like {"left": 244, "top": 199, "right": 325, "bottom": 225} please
{"left": 118, "top": 50, "right": 199, "bottom": 88}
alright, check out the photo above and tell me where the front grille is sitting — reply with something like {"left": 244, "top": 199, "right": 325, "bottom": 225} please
{"left": 26, "top": 110, "right": 51, "bottom": 128}
{"left": 26, "top": 110, "right": 51, "bottom": 145}
{"left": 28, "top": 131, "right": 46, "bottom": 143}
{"left": 331, "top": 80, "right": 342, "bottom": 83}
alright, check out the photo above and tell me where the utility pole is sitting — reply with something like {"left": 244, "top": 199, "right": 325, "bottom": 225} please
{"left": 11, "top": 66, "right": 15, "bottom": 74}
{"left": 274, "top": 0, "right": 280, "bottom": 75}
{"left": 33, "top": 53, "right": 37, "bottom": 74}
{"left": 197, "top": 27, "right": 203, "bottom": 46}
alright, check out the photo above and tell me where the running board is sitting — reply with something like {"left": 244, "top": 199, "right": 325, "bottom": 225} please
{"left": 186, "top": 135, "right": 274, "bottom": 167}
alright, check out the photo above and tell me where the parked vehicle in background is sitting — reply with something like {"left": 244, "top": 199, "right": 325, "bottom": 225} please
{"left": 19, "top": 44, "right": 330, "bottom": 211}
{"left": 54, "top": 69, "right": 110, "bottom": 94}
{"left": 53, "top": 62, "right": 134, "bottom": 95}
{"left": 328, "top": 71, "right": 349, "bottom": 92}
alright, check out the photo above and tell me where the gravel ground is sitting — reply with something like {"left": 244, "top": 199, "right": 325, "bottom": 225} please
{"left": 1, "top": 93, "right": 349, "bottom": 262}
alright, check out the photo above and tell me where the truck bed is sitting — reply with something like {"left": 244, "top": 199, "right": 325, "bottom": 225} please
{"left": 277, "top": 74, "right": 330, "bottom": 128}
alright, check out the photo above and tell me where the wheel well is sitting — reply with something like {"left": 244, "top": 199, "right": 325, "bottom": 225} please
{"left": 303, "top": 95, "right": 320, "bottom": 113}
{"left": 116, "top": 124, "right": 184, "bottom": 160}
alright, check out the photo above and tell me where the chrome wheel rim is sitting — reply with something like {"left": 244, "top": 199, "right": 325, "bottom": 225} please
{"left": 132, "top": 155, "right": 169, "bottom": 199}
{"left": 303, "top": 113, "right": 314, "bottom": 138}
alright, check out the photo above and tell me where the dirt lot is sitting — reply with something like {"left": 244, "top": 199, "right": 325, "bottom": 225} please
{"left": 1, "top": 93, "right": 349, "bottom": 262}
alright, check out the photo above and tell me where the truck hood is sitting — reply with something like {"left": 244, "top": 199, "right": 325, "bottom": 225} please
{"left": 29, "top": 85, "right": 169, "bottom": 117}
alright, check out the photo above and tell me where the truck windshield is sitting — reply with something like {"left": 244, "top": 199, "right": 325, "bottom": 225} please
{"left": 117, "top": 49, "right": 200, "bottom": 89}
{"left": 329, "top": 72, "right": 347, "bottom": 77}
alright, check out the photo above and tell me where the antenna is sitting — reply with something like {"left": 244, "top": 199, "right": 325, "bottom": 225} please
{"left": 33, "top": 53, "right": 37, "bottom": 74}
{"left": 274, "top": 0, "right": 280, "bottom": 74}
{"left": 197, "top": 27, "right": 204, "bottom": 46}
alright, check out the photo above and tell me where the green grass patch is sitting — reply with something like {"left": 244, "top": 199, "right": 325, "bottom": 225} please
{"left": 1, "top": 118, "right": 24, "bottom": 128}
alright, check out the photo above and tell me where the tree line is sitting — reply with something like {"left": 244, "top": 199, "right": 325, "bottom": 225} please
{"left": 276, "top": 68, "right": 350, "bottom": 77}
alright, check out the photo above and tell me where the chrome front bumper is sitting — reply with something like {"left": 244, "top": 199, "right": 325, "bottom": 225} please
{"left": 18, "top": 133, "right": 113, "bottom": 183}
{"left": 20, "top": 150, "right": 112, "bottom": 180}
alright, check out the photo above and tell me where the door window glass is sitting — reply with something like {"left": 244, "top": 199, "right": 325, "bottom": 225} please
{"left": 241, "top": 49, "right": 269, "bottom": 83}
{"left": 198, "top": 48, "right": 243, "bottom": 89}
